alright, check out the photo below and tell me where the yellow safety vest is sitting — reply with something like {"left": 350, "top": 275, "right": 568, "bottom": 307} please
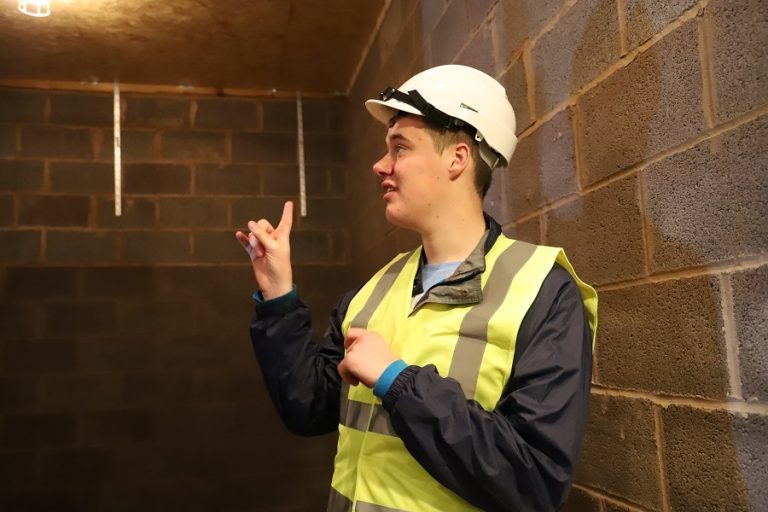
{"left": 328, "top": 235, "right": 598, "bottom": 512}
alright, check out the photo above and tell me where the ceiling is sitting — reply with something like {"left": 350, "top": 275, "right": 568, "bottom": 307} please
{"left": 0, "top": 0, "right": 387, "bottom": 94}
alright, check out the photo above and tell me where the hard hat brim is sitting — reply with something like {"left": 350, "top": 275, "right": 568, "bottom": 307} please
{"left": 365, "top": 98, "right": 424, "bottom": 125}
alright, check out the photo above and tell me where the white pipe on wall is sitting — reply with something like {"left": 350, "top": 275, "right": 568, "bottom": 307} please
{"left": 296, "top": 92, "right": 307, "bottom": 217}
{"left": 113, "top": 82, "right": 122, "bottom": 217}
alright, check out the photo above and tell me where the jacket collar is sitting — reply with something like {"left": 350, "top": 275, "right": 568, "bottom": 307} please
{"left": 411, "top": 213, "right": 502, "bottom": 309}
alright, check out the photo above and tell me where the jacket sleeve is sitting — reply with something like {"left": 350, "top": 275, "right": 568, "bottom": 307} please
{"left": 381, "top": 264, "right": 593, "bottom": 512}
{"left": 249, "top": 288, "right": 357, "bottom": 436}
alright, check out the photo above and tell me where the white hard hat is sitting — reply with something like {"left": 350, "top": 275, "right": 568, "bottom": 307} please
{"left": 365, "top": 65, "right": 517, "bottom": 168}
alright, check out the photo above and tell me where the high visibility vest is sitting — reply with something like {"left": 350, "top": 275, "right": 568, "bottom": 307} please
{"left": 328, "top": 236, "right": 598, "bottom": 512}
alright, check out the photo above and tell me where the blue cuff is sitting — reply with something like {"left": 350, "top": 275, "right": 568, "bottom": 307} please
{"left": 252, "top": 286, "right": 297, "bottom": 305}
{"left": 373, "top": 359, "right": 408, "bottom": 398}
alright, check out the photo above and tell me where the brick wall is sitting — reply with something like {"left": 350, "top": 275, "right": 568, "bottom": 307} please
{"left": 0, "top": 88, "right": 351, "bottom": 509}
{"left": 346, "top": 0, "right": 767, "bottom": 510}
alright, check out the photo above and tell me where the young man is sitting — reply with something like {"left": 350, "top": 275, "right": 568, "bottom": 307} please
{"left": 236, "top": 65, "right": 598, "bottom": 512}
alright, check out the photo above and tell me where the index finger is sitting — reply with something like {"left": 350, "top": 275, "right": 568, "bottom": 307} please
{"left": 278, "top": 201, "right": 294, "bottom": 235}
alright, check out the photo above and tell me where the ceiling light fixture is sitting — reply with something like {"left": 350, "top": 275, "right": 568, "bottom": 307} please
{"left": 18, "top": 0, "right": 51, "bottom": 17}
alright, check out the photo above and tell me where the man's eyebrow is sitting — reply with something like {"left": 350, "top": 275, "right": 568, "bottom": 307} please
{"left": 385, "top": 133, "right": 411, "bottom": 144}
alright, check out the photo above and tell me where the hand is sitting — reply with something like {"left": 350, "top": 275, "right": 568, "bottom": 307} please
{"left": 235, "top": 201, "right": 294, "bottom": 300}
{"left": 338, "top": 328, "right": 398, "bottom": 388}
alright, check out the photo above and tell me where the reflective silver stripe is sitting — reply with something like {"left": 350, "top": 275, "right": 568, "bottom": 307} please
{"left": 356, "top": 501, "right": 407, "bottom": 512}
{"left": 341, "top": 400, "right": 372, "bottom": 431}
{"left": 448, "top": 241, "right": 538, "bottom": 398}
{"left": 339, "top": 382, "right": 350, "bottom": 428}
{"left": 328, "top": 488, "right": 408, "bottom": 512}
{"left": 327, "top": 487, "right": 353, "bottom": 512}
{"left": 336, "top": 253, "right": 414, "bottom": 508}
{"left": 368, "top": 404, "right": 395, "bottom": 436}
{"left": 339, "top": 251, "right": 414, "bottom": 430}
{"left": 350, "top": 250, "right": 415, "bottom": 329}
{"left": 340, "top": 400, "right": 395, "bottom": 436}
{"left": 341, "top": 252, "right": 414, "bottom": 428}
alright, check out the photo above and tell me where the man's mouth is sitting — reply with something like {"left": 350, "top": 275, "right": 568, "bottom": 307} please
{"left": 382, "top": 182, "right": 397, "bottom": 197}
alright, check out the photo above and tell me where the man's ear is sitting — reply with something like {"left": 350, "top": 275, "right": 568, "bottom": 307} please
{"left": 447, "top": 142, "right": 471, "bottom": 180}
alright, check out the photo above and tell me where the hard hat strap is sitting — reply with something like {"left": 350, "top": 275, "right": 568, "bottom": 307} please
{"left": 379, "top": 85, "right": 505, "bottom": 168}
{"left": 379, "top": 86, "right": 469, "bottom": 131}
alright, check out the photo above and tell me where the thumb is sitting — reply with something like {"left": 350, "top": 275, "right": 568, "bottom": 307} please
{"left": 347, "top": 327, "right": 366, "bottom": 338}
{"left": 345, "top": 328, "right": 365, "bottom": 349}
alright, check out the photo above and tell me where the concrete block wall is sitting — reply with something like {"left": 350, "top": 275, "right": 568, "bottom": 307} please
{"left": 346, "top": 0, "right": 767, "bottom": 510}
{"left": 0, "top": 88, "right": 350, "bottom": 510}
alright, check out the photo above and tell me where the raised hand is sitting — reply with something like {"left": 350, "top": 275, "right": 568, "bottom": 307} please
{"left": 235, "top": 201, "right": 294, "bottom": 300}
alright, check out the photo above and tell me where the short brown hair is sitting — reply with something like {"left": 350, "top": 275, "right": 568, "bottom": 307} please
{"left": 390, "top": 113, "right": 493, "bottom": 198}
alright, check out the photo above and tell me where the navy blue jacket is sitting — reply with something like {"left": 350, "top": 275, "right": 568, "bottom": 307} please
{"left": 249, "top": 217, "right": 593, "bottom": 511}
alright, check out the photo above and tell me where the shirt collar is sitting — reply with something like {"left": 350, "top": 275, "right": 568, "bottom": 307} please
{"left": 411, "top": 213, "right": 502, "bottom": 308}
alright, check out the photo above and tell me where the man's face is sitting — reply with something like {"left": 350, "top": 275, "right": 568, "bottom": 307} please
{"left": 372, "top": 115, "right": 450, "bottom": 231}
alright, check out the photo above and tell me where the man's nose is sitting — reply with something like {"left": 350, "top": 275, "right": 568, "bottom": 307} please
{"left": 372, "top": 153, "right": 392, "bottom": 177}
